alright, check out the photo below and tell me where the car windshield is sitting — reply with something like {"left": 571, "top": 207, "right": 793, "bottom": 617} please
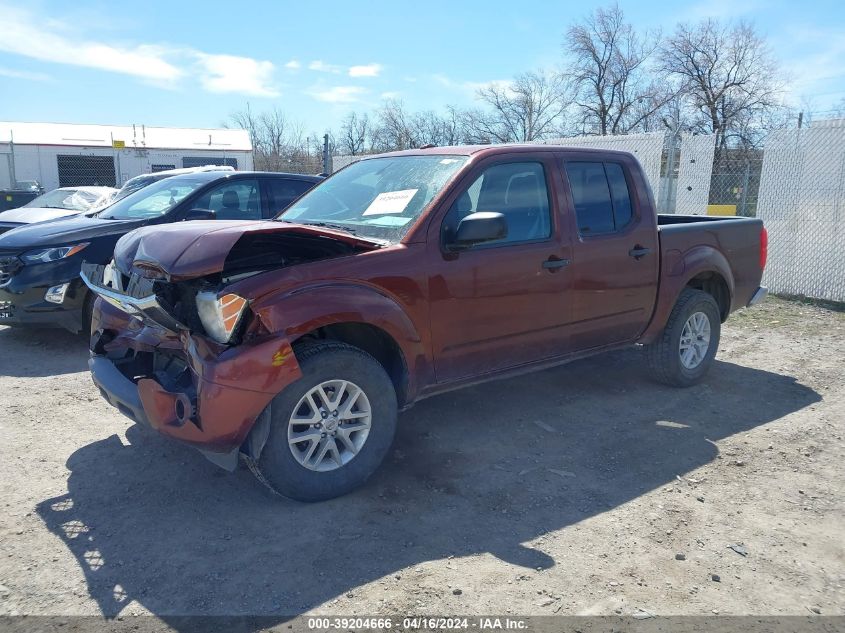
{"left": 278, "top": 155, "right": 468, "bottom": 243}
{"left": 98, "top": 177, "right": 207, "bottom": 220}
{"left": 23, "top": 189, "right": 97, "bottom": 211}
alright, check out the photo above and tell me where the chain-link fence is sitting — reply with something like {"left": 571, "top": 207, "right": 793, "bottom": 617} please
{"left": 757, "top": 120, "right": 845, "bottom": 302}
{"left": 253, "top": 153, "right": 325, "bottom": 176}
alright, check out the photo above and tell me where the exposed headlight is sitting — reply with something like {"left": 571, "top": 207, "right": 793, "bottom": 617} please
{"left": 195, "top": 291, "right": 248, "bottom": 344}
{"left": 21, "top": 243, "right": 89, "bottom": 264}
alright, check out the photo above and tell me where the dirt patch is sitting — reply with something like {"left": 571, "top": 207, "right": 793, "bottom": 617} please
{"left": 0, "top": 296, "right": 843, "bottom": 620}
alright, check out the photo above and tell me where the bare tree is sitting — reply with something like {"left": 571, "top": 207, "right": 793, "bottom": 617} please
{"left": 228, "top": 103, "right": 262, "bottom": 153}
{"left": 258, "top": 108, "right": 294, "bottom": 171}
{"left": 410, "top": 107, "right": 464, "bottom": 147}
{"left": 228, "top": 106, "right": 322, "bottom": 173}
{"left": 339, "top": 112, "right": 371, "bottom": 155}
{"left": 371, "top": 99, "right": 418, "bottom": 151}
{"left": 660, "top": 19, "right": 784, "bottom": 155}
{"left": 565, "top": 3, "right": 670, "bottom": 135}
{"left": 468, "top": 72, "right": 569, "bottom": 143}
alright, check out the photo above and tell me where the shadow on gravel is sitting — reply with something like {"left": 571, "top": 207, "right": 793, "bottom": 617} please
{"left": 0, "top": 327, "right": 88, "bottom": 376}
{"left": 36, "top": 349, "right": 820, "bottom": 628}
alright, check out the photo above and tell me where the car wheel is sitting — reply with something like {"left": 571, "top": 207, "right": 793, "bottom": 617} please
{"left": 645, "top": 288, "right": 721, "bottom": 387}
{"left": 251, "top": 341, "right": 398, "bottom": 501}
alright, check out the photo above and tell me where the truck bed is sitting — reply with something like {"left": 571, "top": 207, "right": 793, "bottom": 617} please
{"left": 657, "top": 214, "right": 765, "bottom": 313}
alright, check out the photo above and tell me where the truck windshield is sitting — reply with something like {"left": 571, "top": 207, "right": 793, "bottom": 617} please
{"left": 277, "top": 155, "right": 468, "bottom": 243}
{"left": 98, "top": 177, "right": 207, "bottom": 220}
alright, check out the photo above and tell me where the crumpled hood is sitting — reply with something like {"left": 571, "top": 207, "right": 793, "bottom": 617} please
{"left": 0, "top": 206, "right": 81, "bottom": 225}
{"left": 115, "top": 220, "right": 381, "bottom": 280}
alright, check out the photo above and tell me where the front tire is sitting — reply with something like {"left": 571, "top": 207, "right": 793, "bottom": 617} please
{"left": 645, "top": 288, "right": 721, "bottom": 387}
{"left": 251, "top": 341, "right": 397, "bottom": 501}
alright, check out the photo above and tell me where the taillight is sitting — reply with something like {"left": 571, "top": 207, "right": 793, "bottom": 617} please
{"left": 760, "top": 227, "right": 768, "bottom": 271}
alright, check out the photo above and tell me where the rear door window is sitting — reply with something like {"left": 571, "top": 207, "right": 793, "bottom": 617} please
{"left": 565, "top": 162, "right": 634, "bottom": 235}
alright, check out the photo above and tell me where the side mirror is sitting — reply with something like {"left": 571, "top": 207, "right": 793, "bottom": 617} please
{"left": 185, "top": 208, "right": 216, "bottom": 221}
{"left": 451, "top": 211, "right": 507, "bottom": 248}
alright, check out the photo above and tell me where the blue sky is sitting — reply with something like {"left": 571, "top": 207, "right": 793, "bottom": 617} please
{"left": 1, "top": 0, "right": 844, "bottom": 133}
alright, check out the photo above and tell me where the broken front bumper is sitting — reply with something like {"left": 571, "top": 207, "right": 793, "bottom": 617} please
{"left": 83, "top": 263, "right": 302, "bottom": 465}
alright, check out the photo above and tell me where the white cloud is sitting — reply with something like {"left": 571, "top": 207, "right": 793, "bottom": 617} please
{"left": 308, "top": 60, "right": 343, "bottom": 74}
{"left": 284, "top": 59, "right": 301, "bottom": 69}
{"left": 0, "top": 3, "right": 280, "bottom": 97}
{"left": 310, "top": 85, "right": 366, "bottom": 103}
{"left": 380, "top": 91, "right": 400, "bottom": 99}
{"left": 194, "top": 53, "right": 279, "bottom": 97}
{"left": 349, "top": 63, "right": 383, "bottom": 78}
{"left": 0, "top": 66, "right": 51, "bottom": 81}
{"left": 0, "top": 4, "right": 182, "bottom": 82}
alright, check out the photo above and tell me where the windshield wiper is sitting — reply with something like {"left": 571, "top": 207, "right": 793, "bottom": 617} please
{"left": 302, "top": 221, "right": 358, "bottom": 234}
{"left": 290, "top": 221, "right": 389, "bottom": 246}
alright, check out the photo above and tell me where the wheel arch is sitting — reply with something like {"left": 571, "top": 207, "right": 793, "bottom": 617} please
{"left": 250, "top": 281, "right": 428, "bottom": 407}
{"left": 685, "top": 270, "right": 731, "bottom": 322}
{"left": 640, "top": 245, "right": 735, "bottom": 343}
{"left": 291, "top": 321, "right": 410, "bottom": 408}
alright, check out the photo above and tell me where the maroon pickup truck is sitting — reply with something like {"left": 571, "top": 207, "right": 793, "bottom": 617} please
{"left": 82, "top": 145, "right": 768, "bottom": 501}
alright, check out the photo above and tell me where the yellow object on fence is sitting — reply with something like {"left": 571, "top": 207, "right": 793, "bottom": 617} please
{"left": 707, "top": 204, "right": 737, "bottom": 216}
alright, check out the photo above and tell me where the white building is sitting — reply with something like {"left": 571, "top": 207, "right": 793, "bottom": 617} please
{"left": 0, "top": 121, "right": 254, "bottom": 191}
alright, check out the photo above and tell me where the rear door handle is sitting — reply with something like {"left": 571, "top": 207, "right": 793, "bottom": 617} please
{"left": 542, "top": 257, "right": 570, "bottom": 270}
{"left": 628, "top": 246, "right": 652, "bottom": 260}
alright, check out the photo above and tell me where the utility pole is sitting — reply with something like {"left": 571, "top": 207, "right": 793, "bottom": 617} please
{"left": 322, "top": 134, "right": 330, "bottom": 174}
{"left": 9, "top": 130, "right": 16, "bottom": 187}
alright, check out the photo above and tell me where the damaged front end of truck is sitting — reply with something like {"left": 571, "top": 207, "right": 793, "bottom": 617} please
{"left": 82, "top": 221, "right": 382, "bottom": 470}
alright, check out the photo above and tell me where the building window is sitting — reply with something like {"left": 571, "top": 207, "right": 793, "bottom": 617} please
{"left": 181, "top": 157, "right": 238, "bottom": 169}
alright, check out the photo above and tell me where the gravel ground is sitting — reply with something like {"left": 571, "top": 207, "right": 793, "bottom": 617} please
{"left": 0, "top": 296, "right": 843, "bottom": 622}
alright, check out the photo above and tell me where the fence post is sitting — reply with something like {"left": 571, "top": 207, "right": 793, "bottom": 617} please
{"left": 739, "top": 160, "right": 751, "bottom": 216}
{"left": 660, "top": 133, "right": 678, "bottom": 213}
{"left": 322, "top": 134, "right": 330, "bottom": 174}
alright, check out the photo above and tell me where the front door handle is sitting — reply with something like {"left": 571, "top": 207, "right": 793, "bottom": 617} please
{"left": 629, "top": 245, "right": 652, "bottom": 260}
{"left": 542, "top": 257, "right": 570, "bottom": 270}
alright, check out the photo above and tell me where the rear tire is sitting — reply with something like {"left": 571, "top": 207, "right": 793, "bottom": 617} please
{"left": 645, "top": 288, "right": 721, "bottom": 387}
{"left": 251, "top": 341, "right": 397, "bottom": 502}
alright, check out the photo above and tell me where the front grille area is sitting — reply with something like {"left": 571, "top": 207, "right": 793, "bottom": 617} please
{"left": 0, "top": 255, "right": 22, "bottom": 287}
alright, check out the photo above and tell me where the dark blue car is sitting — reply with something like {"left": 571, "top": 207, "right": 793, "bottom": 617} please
{"left": 0, "top": 170, "right": 322, "bottom": 332}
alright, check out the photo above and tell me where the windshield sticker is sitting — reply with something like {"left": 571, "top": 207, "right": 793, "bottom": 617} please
{"left": 362, "top": 189, "right": 418, "bottom": 216}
